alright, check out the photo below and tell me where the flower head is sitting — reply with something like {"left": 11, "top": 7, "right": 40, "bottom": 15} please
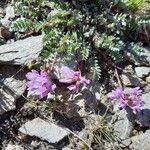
{"left": 109, "top": 87, "right": 143, "bottom": 114}
{"left": 59, "top": 66, "right": 90, "bottom": 93}
{"left": 26, "top": 69, "right": 56, "bottom": 99}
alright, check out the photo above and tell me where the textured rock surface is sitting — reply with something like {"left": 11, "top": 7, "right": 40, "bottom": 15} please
{"left": 0, "top": 78, "right": 26, "bottom": 115}
{"left": 123, "top": 130, "right": 150, "bottom": 150}
{"left": 135, "top": 67, "right": 150, "bottom": 78}
{"left": 135, "top": 93, "right": 150, "bottom": 127}
{"left": 0, "top": 35, "right": 43, "bottom": 65}
{"left": 5, "top": 5, "right": 15, "bottom": 20}
{"left": 146, "top": 76, "right": 150, "bottom": 83}
{"left": 113, "top": 109, "right": 134, "bottom": 140}
{"left": 121, "top": 73, "right": 143, "bottom": 87}
{"left": 0, "top": 65, "right": 26, "bottom": 114}
{"left": 142, "top": 93, "right": 150, "bottom": 109}
{"left": 19, "top": 118, "right": 70, "bottom": 144}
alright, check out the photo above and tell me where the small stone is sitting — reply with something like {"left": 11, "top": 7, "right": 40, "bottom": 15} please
{"left": 5, "top": 144, "right": 24, "bottom": 150}
{"left": 0, "top": 35, "right": 43, "bottom": 65}
{"left": 19, "top": 118, "right": 70, "bottom": 144}
{"left": 146, "top": 76, "right": 150, "bottom": 83}
{"left": 0, "top": 26, "right": 12, "bottom": 40}
{"left": 144, "top": 84, "right": 150, "bottom": 93}
{"left": 124, "top": 65, "right": 134, "bottom": 74}
{"left": 135, "top": 67, "right": 150, "bottom": 78}
{"left": 120, "top": 139, "right": 131, "bottom": 148}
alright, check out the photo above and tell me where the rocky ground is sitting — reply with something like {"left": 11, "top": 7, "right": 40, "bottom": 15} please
{"left": 0, "top": 1, "right": 150, "bottom": 150}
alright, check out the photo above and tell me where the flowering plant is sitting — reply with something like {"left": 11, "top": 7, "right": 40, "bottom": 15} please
{"left": 59, "top": 66, "right": 90, "bottom": 93}
{"left": 26, "top": 66, "right": 90, "bottom": 99}
{"left": 109, "top": 87, "right": 144, "bottom": 114}
{"left": 26, "top": 70, "right": 56, "bottom": 99}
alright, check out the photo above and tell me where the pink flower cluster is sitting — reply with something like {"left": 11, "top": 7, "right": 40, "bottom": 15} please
{"left": 109, "top": 87, "right": 144, "bottom": 114}
{"left": 59, "top": 66, "right": 90, "bottom": 93}
{"left": 26, "top": 70, "right": 56, "bottom": 99}
{"left": 26, "top": 67, "right": 90, "bottom": 99}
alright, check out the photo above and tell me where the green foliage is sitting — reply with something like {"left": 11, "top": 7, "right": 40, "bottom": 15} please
{"left": 122, "top": 0, "right": 146, "bottom": 12}
{"left": 90, "top": 58, "right": 101, "bottom": 81}
{"left": 13, "top": 0, "right": 150, "bottom": 81}
{"left": 14, "top": 0, "right": 47, "bottom": 19}
{"left": 11, "top": 18, "right": 35, "bottom": 32}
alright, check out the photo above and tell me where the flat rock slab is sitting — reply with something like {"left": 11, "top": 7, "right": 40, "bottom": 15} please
{"left": 19, "top": 118, "right": 70, "bottom": 144}
{"left": 0, "top": 35, "right": 43, "bottom": 65}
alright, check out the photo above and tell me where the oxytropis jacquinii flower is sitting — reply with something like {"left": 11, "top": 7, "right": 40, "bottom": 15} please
{"left": 26, "top": 70, "right": 56, "bottom": 99}
{"left": 59, "top": 66, "right": 90, "bottom": 93}
{"left": 109, "top": 87, "right": 144, "bottom": 114}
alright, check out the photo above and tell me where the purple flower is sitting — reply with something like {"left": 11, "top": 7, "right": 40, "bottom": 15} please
{"left": 109, "top": 87, "right": 144, "bottom": 114}
{"left": 59, "top": 66, "right": 90, "bottom": 93}
{"left": 26, "top": 70, "right": 56, "bottom": 99}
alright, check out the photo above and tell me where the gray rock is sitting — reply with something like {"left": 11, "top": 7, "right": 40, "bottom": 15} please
{"left": 146, "top": 76, "right": 150, "bottom": 83}
{"left": 19, "top": 118, "right": 70, "bottom": 144}
{"left": 0, "top": 77, "right": 26, "bottom": 115}
{"left": 135, "top": 93, "right": 150, "bottom": 127}
{"left": 3, "top": 77, "right": 26, "bottom": 98}
{"left": 135, "top": 67, "right": 150, "bottom": 78}
{"left": 0, "top": 37, "right": 6, "bottom": 45}
{"left": 0, "top": 18, "right": 11, "bottom": 28}
{"left": 121, "top": 73, "right": 143, "bottom": 87}
{"left": 0, "top": 88, "right": 16, "bottom": 115}
{"left": 136, "top": 110, "right": 150, "bottom": 127}
{"left": 0, "top": 65, "right": 26, "bottom": 115}
{"left": 5, "top": 5, "right": 15, "bottom": 20}
{"left": 0, "top": 35, "right": 43, "bottom": 65}
{"left": 142, "top": 93, "right": 150, "bottom": 109}
{"left": 144, "top": 85, "right": 150, "bottom": 93}
{"left": 113, "top": 109, "right": 135, "bottom": 140}
{"left": 125, "top": 130, "right": 150, "bottom": 150}
{"left": 0, "top": 7, "right": 5, "bottom": 18}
